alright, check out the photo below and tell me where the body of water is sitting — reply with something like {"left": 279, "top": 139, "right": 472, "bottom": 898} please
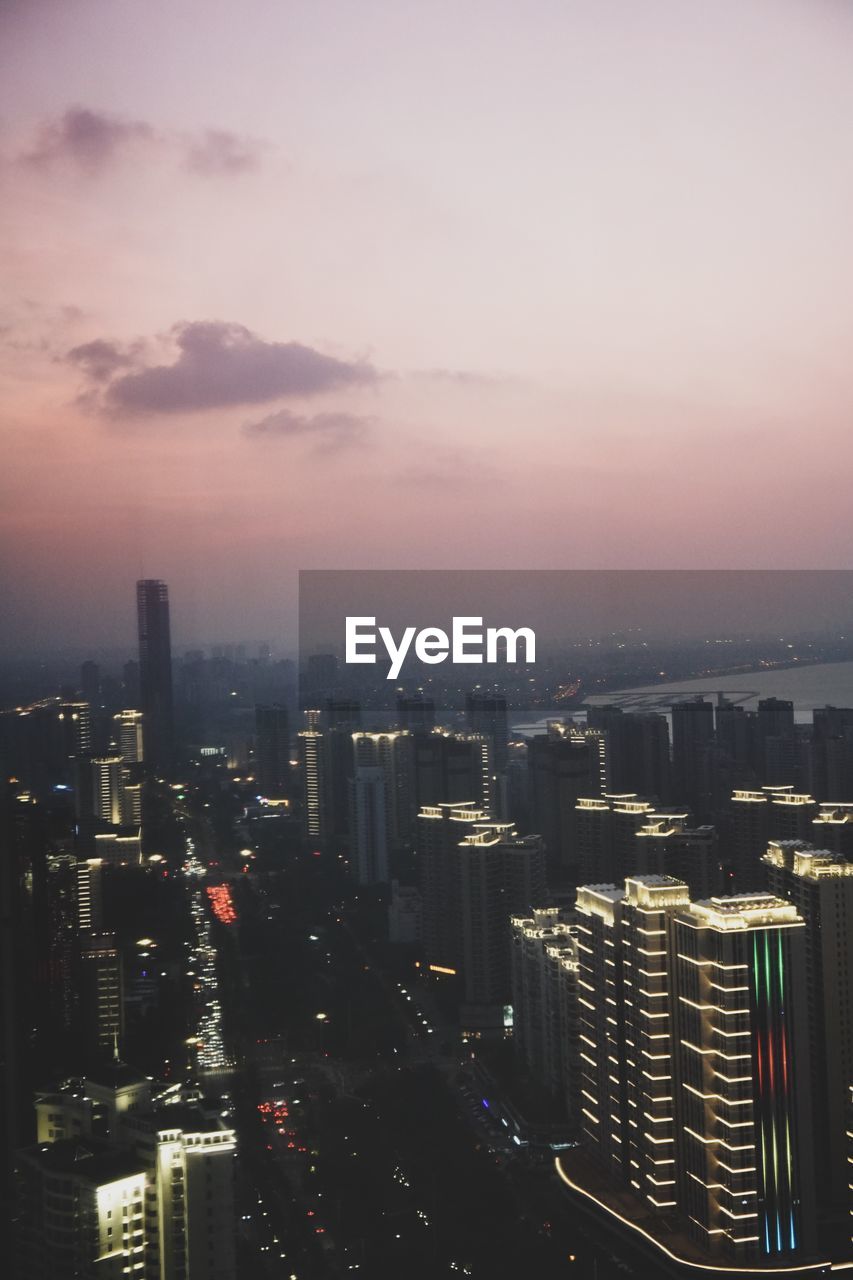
{"left": 511, "top": 660, "right": 853, "bottom": 734}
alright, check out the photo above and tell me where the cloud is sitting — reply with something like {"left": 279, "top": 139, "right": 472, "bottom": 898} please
{"left": 66, "top": 338, "right": 140, "bottom": 382}
{"left": 21, "top": 107, "right": 264, "bottom": 177}
{"left": 23, "top": 107, "right": 155, "bottom": 174}
{"left": 244, "top": 408, "right": 371, "bottom": 452}
{"left": 184, "top": 129, "right": 262, "bottom": 176}
{"left": 68, "top": 320, "right": 376, "bottom": 415}
{"left": 0, "top": 299, "right": 89, "bottom": 357}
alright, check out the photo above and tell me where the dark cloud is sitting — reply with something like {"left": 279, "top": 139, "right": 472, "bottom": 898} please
{"left": 68, "top": 321, "right": 376, "bottom": 415}
{"left": 21, "top": 107, "right": 264, "bottom": 178}
{"left": 23, "top": 107, "right": 155, "bottom": 173}
{"left": 184, "top": 130, "right": 262, "bottom": 176}
{"left": 244, "top": 408, "right": 371, "bottom": 452}
{"left": 66, "top": 338, "right": 139, "bottom": 382}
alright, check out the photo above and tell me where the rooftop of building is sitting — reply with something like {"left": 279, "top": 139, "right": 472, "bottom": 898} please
{"left": 682, "top": 892, "right": 802, "bottom": 931}
{"left": 19, "top": 1137, "right": 145, "bottom": 1184}
{"left": 124, "top": 1101, "right": 232, "bottom": 1137}
{"left": 84, "top": 1063, "right": 151, "bottom": 1091}
{"left": 763, "top": 840, "right": 853, "bottom": 880}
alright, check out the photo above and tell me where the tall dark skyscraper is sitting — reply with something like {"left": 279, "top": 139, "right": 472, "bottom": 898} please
{"left": 255, "top": 703, "right": 290, "bottom": 797}
{"left": 136, "top": 579, "right": 173, "bottom": 770}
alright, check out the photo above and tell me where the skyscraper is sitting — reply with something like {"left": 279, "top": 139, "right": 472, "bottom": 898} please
{"left": 353, "top": 731, "right": 414, "bottom": 846}
{"left": 396, "top": 693, "right": 436, "bottom": 733}
{"left": 15, "top": 1138, "right": 148, "bottom": 1279}
{"left": 413, "top": 731, "right": 493, "bottom": 815}
{"left": 298, "top": 709, "right": 326, "bottom": 845}
{"left": 634, "top": 810, "right": 718, "bottom": 899}
{"left": 572, "top": 878, "right": 818, "bottom": 1268}
{"left": 136, "top": 579, "right": 173, "bottom": 770}
{"left": 575, "top": 875, "right": 693, "bottom": 1190}
{"left": 574, "top": 793, "right": 654, "bottom": 884}
{"left": 416, "top": 803, "right": 546, "bottom": 1026}
{"left": 20, "top": 1073, "right": 237, "bottom": 1280}
{"left": 673, "top": 893, "right": 815, "bottom": 1264}
{"left": 527, "top": 724, "right": 609, "bottom": 885}
{"left": 350, "top": 765, "right": 388, "bottom": 884}
{"left": 762, "top": 840, "right": 853, "bottom": 1211}
{"left": 113, "top": 710, "right": 144, "bottom": 765}
{"left": 418, "top": 803, "right": 491, "bottom": 977}
{"left": 670, "top": 698, "right": 715, "bottom": 818}
{"left": 78, "top": 931, "right": 124, "bottom": 1062}
{"left": 457, "top": 827, "right": 546, "bottom": 1014}
{"left": 466, "top": 693, "right": 509, "bottom": 770}
{"left": 510, "top": 908, "right": 579, "bottom": 1118}
{"left": 254, "top": 703, "right": 290, "bottom": 797}
{"left": 586, "top": 705, "right": 671, "bottom": 801}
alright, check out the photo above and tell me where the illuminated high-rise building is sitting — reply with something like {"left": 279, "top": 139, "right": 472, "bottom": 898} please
{"left": 762, "top": 840, "right": 853, "bottom": 1211}
{"left": 729, "top": 786, "right": 818, "bottom": 892}
{"left": 417, "top": 802, "right": 544, "bottom": 1022}
{"left": 634, "top": 811, "right": 718, "bottom": 899}
{"left": 510, "top": 908, "right": 579, "bottom": 1118}
{"left": 90, "top": 755, "right": 125, "bottom": 826}
{"left": 22, "top": 1074, "right": 237, "bottom": 1280}
{"left": 113, "top": 710, "right": 144, "bottom": 764}
{"left": 620, "top": 877, "right": 692, "bottom": 1212}
{"left": 574, "top": 882, "right": 627, "bottom": 1175}
{"left": 15, "top": 1138, "right": 148, "bottom": 1279}
{"left": 76, "top": 857, "right": 104, "bottom": 932}
{"left": 673, "top": 893, "right": 815, "bottom": 1264}
{"left": 810, "top": 801, "right": 853, "bottom": 858}
{"left": 297, "top": 709, "right": 326, "bottom": 844}
{"left": 136, "top": 579, "right": 173, "bottom": 770}
{"left": 575, "top": 876, "right": 690, "bottom": 1193}
{"left": 353, "top": 731, "right": 414, "bottom": 845}
{"left": 573, "top": 877, "right": 818, "bottom": 1268}
{"left": 574, "top": 794, "right": 653, "bottom": 884}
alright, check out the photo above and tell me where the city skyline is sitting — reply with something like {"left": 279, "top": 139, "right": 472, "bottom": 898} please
{"left": 4, "top": 0, "right": 853, "bottom": 650}
{"left": 5, "top": 5, "right": 853, "bottom": 1275}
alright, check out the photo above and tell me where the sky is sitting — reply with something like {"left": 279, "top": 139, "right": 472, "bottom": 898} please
{"left": 2, "top": 0, "right": 853, "bottom": 652}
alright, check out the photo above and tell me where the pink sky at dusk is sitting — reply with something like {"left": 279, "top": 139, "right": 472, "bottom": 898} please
{"left": 2, "top": 0, "right": 853, "bottom": 651}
